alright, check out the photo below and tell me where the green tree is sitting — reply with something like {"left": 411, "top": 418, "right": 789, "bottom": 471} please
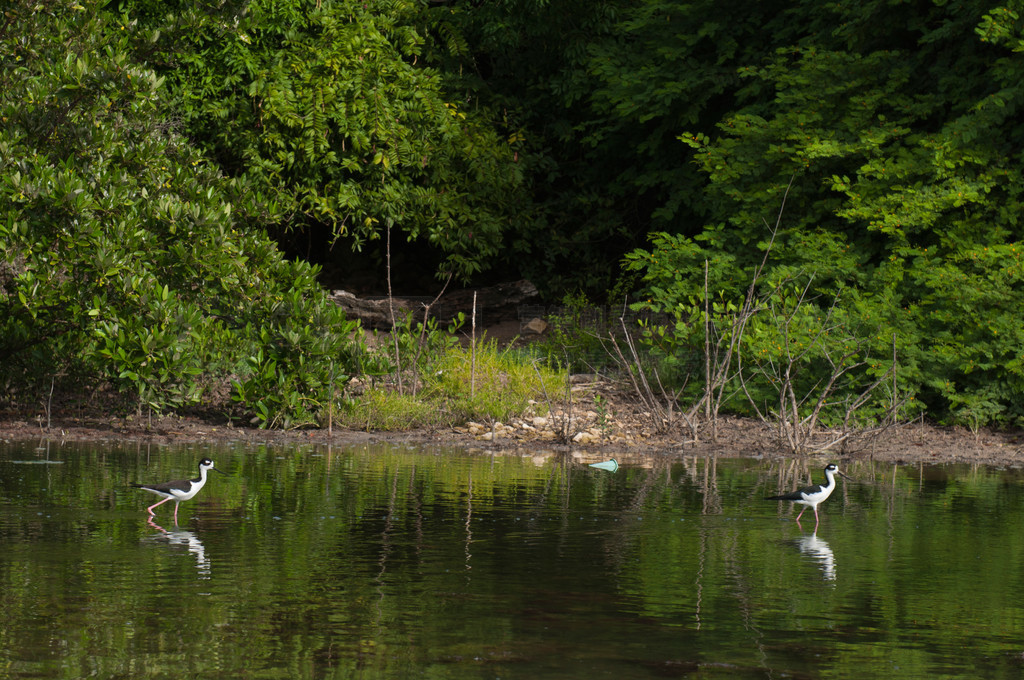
{"left": 120, "top": 0, "right": 528, "bottom": 281}
{"left": 449, "top": 0, "right": 798, "bottom": 296}
{"left": 0, "top": 0, "right": 358, "bottom": 427}
{"left": 628, "top": 1, "right": 1024, "bottom": 427}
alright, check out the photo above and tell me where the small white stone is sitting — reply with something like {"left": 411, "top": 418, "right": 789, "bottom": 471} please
{"left": 523, "top": 318, "right": 548, "bottom": 334}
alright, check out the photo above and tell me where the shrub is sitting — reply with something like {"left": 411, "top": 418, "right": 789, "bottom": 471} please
{"left": 0, "top": 2, "right": 361, "bottom": 427}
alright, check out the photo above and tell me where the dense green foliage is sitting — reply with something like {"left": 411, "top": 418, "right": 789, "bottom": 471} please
{"left": 0, "top": 1, "right": 358, "bottom": 426}
{"left": 451, "top": 0, "right": 799, "bottom": 293}
{"left": 119, "top": 0, "right": 528, "bottom": 280}
{"left": 454, "top": 0, "right": 1024, "bottom": 428}
{"left": 617, "top": 1, "right": 1024, "bottom": 428}
{"left": 3, "top": 0, "right": 1024, "bottom": 430}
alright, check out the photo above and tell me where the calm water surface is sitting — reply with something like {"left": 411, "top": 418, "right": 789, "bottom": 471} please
{"left": 2, "top": 439, "right": 1024, "bottom": 679}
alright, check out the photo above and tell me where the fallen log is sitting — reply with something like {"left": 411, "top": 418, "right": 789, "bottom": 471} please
{"left": 329, "top": 280, "right": 539, "bottom": 330}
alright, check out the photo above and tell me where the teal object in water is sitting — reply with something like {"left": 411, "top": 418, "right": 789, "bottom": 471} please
{"left": 589, "top": 459, "right": 619, "bottom": 472}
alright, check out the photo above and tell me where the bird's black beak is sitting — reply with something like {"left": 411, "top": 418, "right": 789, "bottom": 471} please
{"left": 837, "top": 470, "right": 853, "bottom": 481}
{"left": 211, "top": 466, "right": 228, "bottom": 476}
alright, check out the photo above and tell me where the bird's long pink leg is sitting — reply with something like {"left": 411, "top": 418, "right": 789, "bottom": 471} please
{"left": 795, "top": 507, "right": 806, "bottom": 521}
{"left": 173, "top": 502, "right": 180, "bottom": 525}
{"left": 147, "top": 497, "right": 173, "bottom": 515}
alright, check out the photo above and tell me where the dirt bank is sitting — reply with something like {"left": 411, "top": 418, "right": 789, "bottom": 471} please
{"left": 3, "top": 402, "right": 1023, "bottom": 468}
{"left": 4, "top": 319, "right": 1022, "bottom": 466}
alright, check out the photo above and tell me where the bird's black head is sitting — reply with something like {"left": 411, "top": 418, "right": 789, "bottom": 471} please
{"left": 199, "top": 458, "right": 227, "bottom": 475}
{"left": 825, "top": 463, "right": 851, "bottom": 480}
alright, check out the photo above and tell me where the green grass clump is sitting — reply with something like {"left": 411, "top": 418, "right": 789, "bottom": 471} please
{"left": 338, "top": 339, "right": 569, "bottom": 432}
{"left": 337, "top": 388, "right": 445, "bottom": 431}
{"left": 421, "top": 341, "right": 566, "bottom": 423}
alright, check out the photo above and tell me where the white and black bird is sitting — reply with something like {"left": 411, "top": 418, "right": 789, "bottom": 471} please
{"left": 131, "top": 458, "right": 225, "bottom": 524}
{"left": 766, "top": 464, "right": 850, "bottom": 526}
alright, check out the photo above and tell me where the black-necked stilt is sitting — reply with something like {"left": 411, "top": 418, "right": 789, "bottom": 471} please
{"left": 131, "top": 458, "right": 225, "bottom": 524}
{"left": 766, "top": 463, "right": 850, "bottom": 526}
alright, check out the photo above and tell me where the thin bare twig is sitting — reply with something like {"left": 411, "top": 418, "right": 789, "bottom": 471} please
{"left": 406, "top": 270, "right": 455, "bottom": 396}
{"left": 385, "top": 222, "right": 403, "bottom": 394}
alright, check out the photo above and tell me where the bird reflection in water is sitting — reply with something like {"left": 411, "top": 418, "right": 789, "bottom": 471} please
{"left": 146, "top": 516, "right": 211, "bottom": 579}
{"left": 795, "top": 531, "right": 836, "bottom": 581}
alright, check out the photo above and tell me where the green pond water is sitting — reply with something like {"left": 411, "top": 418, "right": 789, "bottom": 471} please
{"left": 2, "top": 439, "right": 1024, "bottom": 679}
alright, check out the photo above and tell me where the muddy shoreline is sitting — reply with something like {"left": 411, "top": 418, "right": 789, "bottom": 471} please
{"left": 6, "top": 318, "right": 1023, "bottom": 467}
{"left": 3, "top": 412, "right": 1023, "bottom": 468}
